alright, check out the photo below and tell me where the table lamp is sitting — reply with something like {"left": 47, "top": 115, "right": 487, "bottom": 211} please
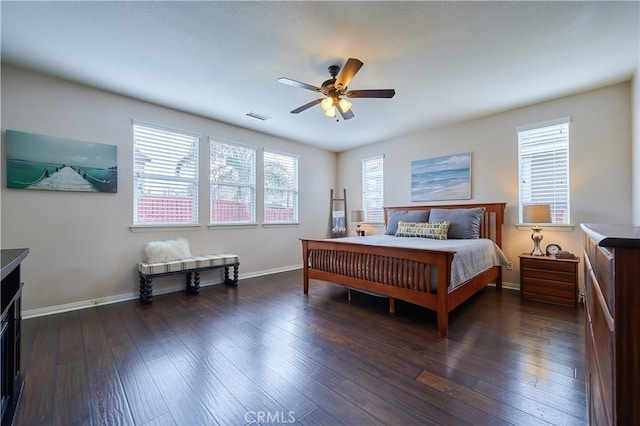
{"left": 523, "top": 204, "right": 552, "bottom": 256}
{"left": 351, "top": 210, "right": 365, "bottom": 236}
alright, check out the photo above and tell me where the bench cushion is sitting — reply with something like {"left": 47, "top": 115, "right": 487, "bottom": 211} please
{"left": 139, "top": 253, "right": 239, "bottom": 275}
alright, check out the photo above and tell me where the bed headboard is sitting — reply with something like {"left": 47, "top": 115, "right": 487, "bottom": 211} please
{"left": 383, "top": 202, "right": 506, "bottom": 247}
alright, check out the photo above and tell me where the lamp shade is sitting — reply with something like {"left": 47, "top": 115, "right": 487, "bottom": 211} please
{"left": 321, "top": 97, "right": 334, "bottom": 111}
{"left": 338, "top": 98, "right": 352, "bottom": 113}
{"left": 523, "top": 204, "right": 552, "bottom": 224}
{"left": 351, "top": 210, "right": 365, "bottom": 223}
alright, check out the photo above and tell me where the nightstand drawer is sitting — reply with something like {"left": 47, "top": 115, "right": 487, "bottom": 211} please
{"left": 521, "top": 267, "right": 575, "bottom": 283}
{"left": 521, "top": 277, "right": 575, "bottom": 299}
{"left": 521, "top": 257, "right": 576, "bottom": 273}
{"left": 521, "top": 291, "right": 575, "bottom": 307}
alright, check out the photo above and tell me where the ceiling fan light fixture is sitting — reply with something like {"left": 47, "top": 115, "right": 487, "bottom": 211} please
{"left": 338, "top": 98, "right": 352, "bottom": 113}
{"left": 324, "top": 107, "right": 336, "bottom": 118}
{"left": 279, "top": 57, "right": 395, "bottom": 120}
{"left": 320, "top": 97, "right": 334, "bottom": 111}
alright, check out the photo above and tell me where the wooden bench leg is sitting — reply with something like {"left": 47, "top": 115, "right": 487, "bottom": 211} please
{"left": 186, "top": 271, "right": 200, "bottom": 295}
{"left": 225, "top": 263, "right": 239, "bottom": 287}
{"left": 139, "top": 274, "right": 153, "bottom": 303}
{"left": 389, "top": 297, "right": 395, "bottom": 314}
{"left": 194, "top": 271, "right": 201, "bottom": 292}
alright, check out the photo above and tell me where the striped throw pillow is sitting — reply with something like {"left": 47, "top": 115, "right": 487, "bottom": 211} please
{"left": 395, "top": 221, "right": 450, "bottom": 240}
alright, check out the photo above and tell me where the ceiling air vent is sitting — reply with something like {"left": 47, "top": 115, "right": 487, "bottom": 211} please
{"left": 246, "top": 111, "right": 270, "bottom": 121}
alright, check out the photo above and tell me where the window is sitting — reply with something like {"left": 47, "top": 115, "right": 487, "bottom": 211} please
{"left": 518, "top": 118, "right": 570, "bottom": 224}
{"left": 264, "top": 150, "right": 298, "bottom": 223}
{"left": 210, "top": 139, "right": 256, "bottom": 224}
{"left": 362, "top": 155, "right": 384, "bottom": 223}
{"left": 133, "top": 122, "right": 199, "bottom": 225}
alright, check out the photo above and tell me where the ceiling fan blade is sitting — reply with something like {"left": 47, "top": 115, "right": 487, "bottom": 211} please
{"left": 337, "top": 103, "right": 354, "bottom": 120}
{"left": 345, "top": 89, "right": 396, "bottom": 98}
{"left": 290, "top": 98, "right": 323, "bottom": 114}
{"left": 278, "top": 77, "right": 322, "bottom": 93}
{"left": 334, "top": 58, "right": 363, "bottom": 90}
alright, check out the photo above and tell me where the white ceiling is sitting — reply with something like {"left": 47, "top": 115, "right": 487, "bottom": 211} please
{"left": 2, "top": 1, "right": 638, "bottom": 152}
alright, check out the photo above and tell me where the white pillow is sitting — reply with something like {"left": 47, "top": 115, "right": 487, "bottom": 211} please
{"left": 145, "top": 238, "right": 192, "bottom": 263}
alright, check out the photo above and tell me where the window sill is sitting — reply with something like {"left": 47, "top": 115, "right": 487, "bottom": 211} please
{"left": 516, "top": 224, "right": 575, "bottom": 232}
{"left": 208, "top": 223, "right": 258, "bottom": 230}
{"left": 129, "top": 224, "right": 202, "bottom": 233}
{"left": 262, "top": 222, "right": 300, "bottom": 228}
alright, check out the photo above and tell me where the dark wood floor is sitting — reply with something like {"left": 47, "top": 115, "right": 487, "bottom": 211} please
{"left": 15, "top": 270, "right": 586, "bottom": 425}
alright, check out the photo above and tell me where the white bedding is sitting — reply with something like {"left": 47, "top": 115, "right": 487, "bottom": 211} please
{"left": 327, "top": 235, "right": 510, "bottom": 290}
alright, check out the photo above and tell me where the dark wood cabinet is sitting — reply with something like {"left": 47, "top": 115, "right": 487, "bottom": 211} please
{"left": 519, "top": 254, "right": 579, "bottom": 307}
{"left": 1, "top": 249, "right": 28, "bottom": 426}
{"left": 581, "top": 224, "right": 640, "bottom": 425}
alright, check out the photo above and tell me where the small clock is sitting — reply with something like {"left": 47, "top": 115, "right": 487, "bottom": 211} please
{"left": 546, "top": 243, "right": 562, "bottom": 256}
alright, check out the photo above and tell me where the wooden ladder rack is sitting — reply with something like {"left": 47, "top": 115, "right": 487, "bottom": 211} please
{"left": 330, "top": 188, "right": 347, "bottom": 237}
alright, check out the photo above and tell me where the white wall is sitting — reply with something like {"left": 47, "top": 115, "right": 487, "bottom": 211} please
{"left": 338, "top": 82, "right": 633, "bottom": 288}
{"left": 1, "top": 65, "right": 337, "bottom": 313}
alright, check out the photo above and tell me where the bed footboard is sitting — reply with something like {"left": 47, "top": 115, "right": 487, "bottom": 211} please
{"left": 302, "top": 239, "right": 455, "bottom": 335}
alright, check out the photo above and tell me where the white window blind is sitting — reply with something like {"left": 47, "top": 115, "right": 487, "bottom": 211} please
{"left": 362, "top": 155, "right": 384, "bottom": 223}
{"left": 518, "top": 120, "right": 570, "bottom": 224}
{"left": 133, "top": 123, "right": 199, "bottom": 225}
{"left": 210, "top": 139, "right": 256, "bottom": 224}
{"left": 264, "top": 150, "right": 298, "bottom": 223}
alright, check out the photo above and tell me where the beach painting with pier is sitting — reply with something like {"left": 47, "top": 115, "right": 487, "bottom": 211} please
{"left": 6, "top": 130, "right": 117, "bottom": 193}
{"left": 411, "top": 152, "right": 471, "bottom": 201}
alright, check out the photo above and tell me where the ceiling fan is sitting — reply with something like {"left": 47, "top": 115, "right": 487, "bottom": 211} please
{"left": 278, "top": 58, "right": 395, "bottom": 120}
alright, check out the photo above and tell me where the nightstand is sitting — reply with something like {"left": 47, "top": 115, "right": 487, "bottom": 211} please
{"left": 519, "top": 254, "right": 579, "bottom": 307}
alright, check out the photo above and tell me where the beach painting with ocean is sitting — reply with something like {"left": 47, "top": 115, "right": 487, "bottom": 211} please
{"left": 411, "top": 152, "right": 471, "bottom": 201}
{"left": 6, "top": 130, "right": 117, "bottom": 193}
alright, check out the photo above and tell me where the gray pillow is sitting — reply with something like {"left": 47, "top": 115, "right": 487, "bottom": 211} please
{"left": 428, "top": 207, "right": 485, "bottom": 239}
{"left": 385, "top": 209, "right": 430, "bottom": 235}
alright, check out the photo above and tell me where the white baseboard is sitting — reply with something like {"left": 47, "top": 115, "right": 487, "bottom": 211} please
{"left": 237, "top": 264, "right": 302, "bottom": 280}
{"left": 491, "top": 281, "right": 519, "bottom": 291}
{"left": 23, "top": 264, "right": 303, "bottom": 319}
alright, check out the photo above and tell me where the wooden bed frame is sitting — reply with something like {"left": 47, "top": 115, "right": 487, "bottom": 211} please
{"left": 301, "top": 202, "right": 506, "bottom": 337}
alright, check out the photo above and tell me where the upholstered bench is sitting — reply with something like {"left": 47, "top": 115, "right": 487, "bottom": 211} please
{"left": 138, "top": 240, "right": 239, "bottom": 303}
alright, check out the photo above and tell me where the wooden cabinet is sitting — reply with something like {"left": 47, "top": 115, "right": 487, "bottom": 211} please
{"left": 1, "top": 249, "right": 28, "bottom": 426}
{"left": 519, "top": 254, "right": 579, "bottom": 307}
{"left": 581, "top": 224, "right": 640, "bottom": 425}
